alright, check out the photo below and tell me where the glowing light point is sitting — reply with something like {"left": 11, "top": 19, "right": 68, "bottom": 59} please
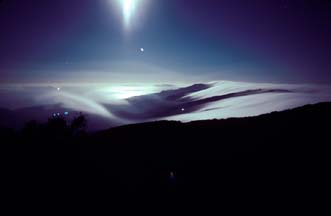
{"left": 181, "top": 108, "right": 185, "bottom": 112}
{"left": 57, "top": 87, "right": 61, "bottom": 91}
{"left": 64, "top": 111, "right": 69, "bottom": 116}
{"left": 140, "top": 48, "right": 144, "bottom": 52}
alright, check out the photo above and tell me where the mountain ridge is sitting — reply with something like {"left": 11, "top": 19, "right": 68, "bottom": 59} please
{"left": 1, "top": 101, "right": 330, "bottom": 211}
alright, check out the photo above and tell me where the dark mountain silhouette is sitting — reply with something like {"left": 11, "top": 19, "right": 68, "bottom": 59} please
{"left": 0, "top": 104, "right": 118, "bottom": 131}
{"left": 109, "top": 83, "right": 294, "bottom": 121}
{"left": 1, "top": 102, "right": 330, "bottom": 213}
{"left": 107, "top": 83, "right": 211, "bottom": 120}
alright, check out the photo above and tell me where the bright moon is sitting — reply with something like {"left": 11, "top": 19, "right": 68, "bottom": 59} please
{"left": 118, "top": 0, "right": 141, "bottom": 28}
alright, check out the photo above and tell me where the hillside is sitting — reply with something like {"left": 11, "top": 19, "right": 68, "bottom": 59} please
{"left": 1, "top": 102, "right": 331, "bottom": 213}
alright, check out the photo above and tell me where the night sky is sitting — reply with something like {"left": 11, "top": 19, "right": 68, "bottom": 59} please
{"left": 1, "top": 0, "right": 331, "bottom": 84}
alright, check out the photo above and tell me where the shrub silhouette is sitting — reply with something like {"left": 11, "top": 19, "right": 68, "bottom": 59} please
{"left": 70, "top": 113, "right": 87, "bottom": 136}
{"left": 21, "top": 113, "right": 88, "bottom": 141}
{"left": 1, "top": 102, "right": 331, "bottom": 212}
{"left": 22, "top": 120, "right": 40, "bottom": 138}
{"left": 46, "top": 117, "right": 68, "bottom": 137}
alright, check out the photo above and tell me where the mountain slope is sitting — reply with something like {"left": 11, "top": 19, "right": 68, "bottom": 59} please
{"left": 1, "top": 102, "right": 331, "bottom": 212}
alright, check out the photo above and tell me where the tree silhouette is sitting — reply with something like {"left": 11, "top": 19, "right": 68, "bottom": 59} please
{"left": 22, "top": 120, "right": 40, "bottom": 139}
{"left": 20, "top": 113, "right": 88, "bottom": 141}
{"left": 70, "top": 113, "right": 87, "bottom": 136}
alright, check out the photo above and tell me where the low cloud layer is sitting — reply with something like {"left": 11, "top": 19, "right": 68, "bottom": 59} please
{"left": 1, "top": 80, "right": 331, "bottom": 130}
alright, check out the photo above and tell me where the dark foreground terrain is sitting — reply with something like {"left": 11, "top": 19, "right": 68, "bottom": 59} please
{"left": 1, "top": 102, "right": 331, "bottom": 214}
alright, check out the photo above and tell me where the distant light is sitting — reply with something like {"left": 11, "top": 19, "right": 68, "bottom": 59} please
{"left": 64, "top": 111, "right": 69, "bottom": 116}
{"left": 181, "top": 108, "right": 185, "bottom": 112}
{"left": 57, "top": 87, "right": 61, "bottom": 91}
{"left": 57, "top": 113, "right": 60, "bottom": 116}
{"left": 140, "top": 47, "right": 144, "bottom": 52}
{"left": 53, "top": 113, "right": 57, "bottom": 117}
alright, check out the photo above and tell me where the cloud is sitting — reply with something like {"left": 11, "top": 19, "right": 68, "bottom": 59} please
{"left": 38, "top": 90, "right": 116, "bottom": 119}
{"left": 1, "top": 80, "right": 330, "bottom": 130}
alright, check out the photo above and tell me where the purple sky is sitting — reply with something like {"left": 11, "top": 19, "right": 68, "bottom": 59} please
{"left": 0, "top": 0, "right": 330, "bottom": 85}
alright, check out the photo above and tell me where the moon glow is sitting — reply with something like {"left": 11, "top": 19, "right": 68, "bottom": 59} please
{"left": 117, "top": 0, "right": 141, "bottom": 29}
